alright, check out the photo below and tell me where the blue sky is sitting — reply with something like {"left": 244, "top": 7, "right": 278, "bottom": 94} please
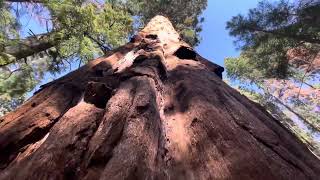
{"left": 196, "top": 0, "right": 261, "bottom": 67}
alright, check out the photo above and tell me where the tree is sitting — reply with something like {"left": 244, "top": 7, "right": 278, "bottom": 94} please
{"left": 0, "top": 15, "right": 319, "bottom": 180}
{"left": 225, "top": 0, "right": 320, "bottom": 150}
{"left": 1, "top": 0, "right": 207, "bottom": 65}
{"left": 233, "top": 84, "right": 320, "bottom": 156}
{"left": 226, "top": 0, "right": 320, "bottom": 79}
{"left": 0, "top": 0, "right": 207, "bottom": 113}
{"left": 225, "top": 55, "right": 320, "bottom": 154}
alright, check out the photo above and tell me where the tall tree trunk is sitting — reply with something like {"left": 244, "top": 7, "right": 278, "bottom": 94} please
{"left": 0, "top": 15, "right": 319, "bottom": 180}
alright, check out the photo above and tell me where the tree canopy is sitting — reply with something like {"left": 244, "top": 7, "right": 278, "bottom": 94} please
{"left": 226, "top": 0, "right": 320, "bottom": 79}
{"left": 225, "top": 0, "right": 320, "bottom": 148}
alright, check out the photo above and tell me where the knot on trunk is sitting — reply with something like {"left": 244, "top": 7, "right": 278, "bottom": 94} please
{"left": 174, "top": 46, "right": 197, "bottom": 60}
{"left": 145, "top": 34, "right": 158, "bottom": 40}
{"left": 92, "top": 61, "right": 113, "bottom": 77}
{"left": 131, "top": 55, "right": 167, "bottom": 80}
{"left": 214, "top": 66, "right": 224, "bottom": 79}
{"left": 84, "top": 82, "right": 112, "bottom": 109}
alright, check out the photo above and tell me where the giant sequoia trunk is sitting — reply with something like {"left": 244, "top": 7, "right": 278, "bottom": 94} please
{"left": 0, "top": 16, "right": 319, "bottom": 180}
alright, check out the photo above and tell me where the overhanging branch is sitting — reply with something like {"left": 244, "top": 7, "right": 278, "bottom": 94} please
{"left": 249, "top": 26, "right": 320, "bottom": 44}
{"left": 1, "top": 32, "right": 59, "bottom": 67}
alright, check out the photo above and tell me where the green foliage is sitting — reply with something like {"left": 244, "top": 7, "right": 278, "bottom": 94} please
{"left": 226, "top": 0, "right": 320, "bottom": 79}
{"left": 0, "top": 1, "right": 20, "bottom": 66}
{"left": 236, "top": 84, "right": 320, "bottom": 156}
{"left": 0, "top": 67, "right": 37, "bottom": 98}
{"left": 0, "top": 96, "right": 25, "bottom": 116}
{"left": 0, "top": 0, "right": 134, "bottom": 114}
{"left": 46, "top": 0, "right": 133, "bottom": 62}
{"left": 0, "top": 50, "right": 67, "bottom": 114}
{"left": 225, "top": 55, "right": 264, "bottom": 82}
{"left": 294, "top": 103, "right": 320, "bottom": 129}
{"left": 0, "top": 67, "right": 37, "bottom": 115}
{"left": 226, "top": 53, "right": 320, "bottom": 142}
{"left": 225, "top": 0, "right": 320, "bottom": 142}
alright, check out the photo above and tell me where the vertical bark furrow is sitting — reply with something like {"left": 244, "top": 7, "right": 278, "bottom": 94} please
{"left": 219, "top": 94, "right": 308, "bottom": 179}
{"left": 100, "top": 76, "right": 161, "bottom": 180}
{"left": 162, "top": 64, "right": 319, "bottom": 179}
{"left": 0, "top": 83, "right": 82, "bottom": 169}
{"left": 225, "top": 86, "right": 320, "bottom": 173}
{"left": 80, "top": 76, "right": 139, "bottom": 179}
{"left": 0, "top": 102, "right": 105, "bottom": 180}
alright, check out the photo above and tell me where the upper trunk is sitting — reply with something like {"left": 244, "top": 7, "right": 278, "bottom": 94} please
{"left": 0, "top": 15, "right": 319, "bottom": 180}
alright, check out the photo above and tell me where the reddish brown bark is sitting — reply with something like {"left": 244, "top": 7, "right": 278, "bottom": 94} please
{"left": 0, "top": 16, "right": 319, "bottom": 180}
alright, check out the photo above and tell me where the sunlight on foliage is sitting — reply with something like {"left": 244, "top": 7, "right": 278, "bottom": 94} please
{"left": 47, "top": 0, "right": 133, "bottom": 62}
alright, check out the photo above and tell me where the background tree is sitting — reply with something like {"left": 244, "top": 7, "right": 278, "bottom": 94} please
{"left": 226, "top": 0, "right": 319, "bottom": 78}
{"left": 225, "top": 0, "right": 320, "bottom": 154}
{"left": 1, "top": 0, "right": 133, "bottom": 65}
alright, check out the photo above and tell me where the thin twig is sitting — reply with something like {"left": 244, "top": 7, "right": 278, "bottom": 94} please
{"left": 0, "top": 68, "right": 25, "bottom": 80}
{"left": 297, "top": 54, "right": 317, "bottom": 99}
{"left": 78, "top": 59, "right": 82, "bottom": 68}
{"left": 29, "top": 29, "right": 36, "bottom": 37}
{"left": 46, "top": 20, "right": 49, "bottom": 33}
{"left": 109, "top": 20, "right": 115, "bottom": 28}
{"left": 64, "top": 59, "right": 72, "bottom": 71}
{"left": 84, "top": 32, "right": 110, "bottom": 54}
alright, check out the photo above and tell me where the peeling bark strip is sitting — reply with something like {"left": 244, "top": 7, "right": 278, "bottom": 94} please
{"left": 0, "top": 16, "right": 319, "bottom": 180}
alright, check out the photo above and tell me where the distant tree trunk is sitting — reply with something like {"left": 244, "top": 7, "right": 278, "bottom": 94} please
{"left": 0, "top": 16, "right": 319, "bottom": 180}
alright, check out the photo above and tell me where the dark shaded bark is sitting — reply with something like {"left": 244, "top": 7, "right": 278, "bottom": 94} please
{"left": 0, "top": 15, "right": 319, "bottom": 180}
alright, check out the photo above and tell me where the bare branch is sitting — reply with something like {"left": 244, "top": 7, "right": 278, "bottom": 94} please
{"left": 1, "top": 32, "right": 59, "bottom": 67}
{"left": 248, "top": 26, "right": 320, "bottom": 44}
{"left": 0, "top": 68, "right": 25, "bottom": 80}
{"left": 84, "top": 32, "right": 110, "bottom": 55}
